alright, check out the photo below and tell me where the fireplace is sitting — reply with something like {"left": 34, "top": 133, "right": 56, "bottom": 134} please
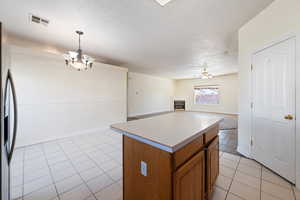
{"left": 174, "top": 100, "right": 185, "bottom": 111}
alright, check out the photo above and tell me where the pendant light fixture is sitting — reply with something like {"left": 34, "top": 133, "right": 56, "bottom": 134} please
{"left": 63, "top": 31, "right": 94, "bottom": 71}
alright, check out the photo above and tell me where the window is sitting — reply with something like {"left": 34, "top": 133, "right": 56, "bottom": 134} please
{"left": 194, "top": 86, "right": 220, "bottom": 105}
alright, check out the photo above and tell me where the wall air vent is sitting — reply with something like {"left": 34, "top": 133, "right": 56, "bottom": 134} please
{"left": 29, "top": 14, "right": 49, "bottom": 26}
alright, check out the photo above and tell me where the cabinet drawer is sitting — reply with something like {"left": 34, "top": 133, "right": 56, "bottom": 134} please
{"left": 173, "top": 135, "right": 204, "bottom": 169}
{"left": 204, "top": 125, "right": 219, "bottom": 144}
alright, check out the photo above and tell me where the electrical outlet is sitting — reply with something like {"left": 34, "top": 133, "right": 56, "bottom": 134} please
{"left": 141, "top": 161, "right": 147, "bottom": 176}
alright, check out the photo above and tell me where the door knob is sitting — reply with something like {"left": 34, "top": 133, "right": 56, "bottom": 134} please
{"left": 284, "top": 115, "right": 293, "bottom": 120}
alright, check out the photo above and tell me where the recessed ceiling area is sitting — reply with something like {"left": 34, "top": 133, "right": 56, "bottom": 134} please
{"left": 0, "top": 0, "right": 274, "bottom": 79}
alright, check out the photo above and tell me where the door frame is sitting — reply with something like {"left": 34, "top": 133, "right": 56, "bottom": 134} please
{"left": 250, "top": 33, "right": 298, "bottom": 186}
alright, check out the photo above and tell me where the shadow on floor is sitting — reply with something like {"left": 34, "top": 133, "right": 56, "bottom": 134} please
{"left": 219, "top": 129, "right": 239, "bottom": 155}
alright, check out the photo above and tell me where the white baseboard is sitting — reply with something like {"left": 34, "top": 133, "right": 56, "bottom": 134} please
{"left": 187, "top": 110, "right": 238, "bottom": 116}
{"left": 237, "top": 145, "right": 251, "bottom": 158}
{"left": 127, "top": 110, "right": 173, "bottom": 118}
{"left": 15, "top": 127, "right": 109, "bottom": 149}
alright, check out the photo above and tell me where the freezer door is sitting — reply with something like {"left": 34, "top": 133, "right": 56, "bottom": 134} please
{"left": 1, "top": 22, "right": 12, "bottom": 200}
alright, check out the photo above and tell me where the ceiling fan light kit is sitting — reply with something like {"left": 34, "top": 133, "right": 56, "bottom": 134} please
{"left": 155, "top": 0, "right": 173, "bottom": 6}
{"left": 199, "top": 62, "right": 213, "bottom": 79}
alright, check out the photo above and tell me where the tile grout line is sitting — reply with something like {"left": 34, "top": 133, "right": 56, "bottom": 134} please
{"left": 65, "top": 135, "right": 121, "bottom": 192}
{"left": 19, "top": 161, "right": 59, "bottom": 192}
{"left": 13, "top": 148, "right": 57, "bottom": 200}
{"left": 42, "top": 143, "right": 61, "bottom": 200}
{"left": 292, "top": 187, "right": 296, "bottom": 200}
{"left": 49, "top": 142, "right": 96, "bottom": 198}
{"left": 259, "top": 164, "right": 262, "bottom": 200}
{"left": 21, "top": 148, "right": 54, "bottom": 198}
{"left": 22, "top": 148, "right": 25, "bottom": 200}
{"left": 74, "top": 134, "right": 121, "bottom": 177}
{"left": 46, "top": 163, "right": 90, "bottom": 198}
{"left": 71, "top": 138, "right": 120, "bottom": 196}
{"left": 22, "top": 147, "right": 52, "bottom": 198}
{"left": 226, "top": 156, "right": 295, "bottom": 200}
{"left": 18, "top": 140, "right": 295, "bottom": 200}
{"left": 57, "top": 139, "right": 99, "bottom": 200}
{"left": 17, "top": 132, "right": 123, "bottom": 200}
{"left": 21, "top": 144, "right": 76, "bottom": 199}
{"left": 235, "top": 158, "right": 262, "bottom": 200}
{"left": 224, "top": 155, "right": 241, "bottom": 200}
{"left": 260, "top": 166, "right": 296, "bottom": 200}
{"left": 10, "top": 149, "right": 24, "bottom": 199}
{"left": 89, "top": 136, "right": 123, "bottom": 181}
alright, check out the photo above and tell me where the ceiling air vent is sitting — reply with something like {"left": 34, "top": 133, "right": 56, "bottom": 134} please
{"left": 29, "top": 14, "right": 49, "bottom": 26}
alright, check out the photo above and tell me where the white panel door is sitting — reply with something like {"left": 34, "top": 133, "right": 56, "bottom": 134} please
{"left": 252, "top": 37, "right": 296, "bottom": 183}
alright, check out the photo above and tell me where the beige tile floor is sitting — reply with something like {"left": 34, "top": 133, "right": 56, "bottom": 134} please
{"left": 216, "top": 152, "right": 299, "bottom": 200}
{"left": 11, "top": 130, "right": 300, "bottom": 200}
{"left": 11, "top": 130, "right": 122, "bottom": 200}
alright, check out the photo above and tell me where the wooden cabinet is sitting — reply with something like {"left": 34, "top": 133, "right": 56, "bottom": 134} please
{"left": 206, "top": 136, "right": 219, "bottom": 200}
{"left": 204, "top": 125, "right": 219, "bottom": 144}
{"left": 174, "top": 151, "right": 205, "bottom": 200}
{"left": 173, "top": 135, "right": 204, "bottom": 169}
{"left": 123, "top": 136, "right": 173, "bottom": 200}
{"left": 122, "top": 125, "right": 220, "bottom": 200}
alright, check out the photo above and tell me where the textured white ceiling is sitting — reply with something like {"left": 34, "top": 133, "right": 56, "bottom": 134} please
{"left": 0, "top": 0, "right": 274, "bottom": 79}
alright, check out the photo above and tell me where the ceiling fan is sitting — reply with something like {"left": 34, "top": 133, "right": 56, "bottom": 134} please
{"left": 200, "top": 62, "right": 213, "bottom": 79}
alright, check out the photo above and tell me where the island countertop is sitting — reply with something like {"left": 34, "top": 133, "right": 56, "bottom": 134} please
{"left": 111, "top": 112, "right": 223, "bottom": 153}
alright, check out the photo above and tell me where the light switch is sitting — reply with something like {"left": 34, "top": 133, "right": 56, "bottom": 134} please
{"left": 141, "top": 161, "right": 147, "bottom": 176}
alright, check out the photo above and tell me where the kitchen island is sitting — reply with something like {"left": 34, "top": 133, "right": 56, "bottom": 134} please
{"left": 111, "top": 112, "right": 223, "bottom": 200}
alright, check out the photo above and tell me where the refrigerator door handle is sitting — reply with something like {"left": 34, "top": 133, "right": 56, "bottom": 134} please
{"left": 7, "top": 70, "right": 18, "bottom": 164}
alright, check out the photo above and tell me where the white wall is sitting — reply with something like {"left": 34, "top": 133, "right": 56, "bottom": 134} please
{"left": 175, "top": 73, "right": 238, "bottom": 115}
{"left": 11, "top": 46, "right": 128, "bottom": 147}
{"left": 238, "top": 0, "right": 300, "bottom": 188}
{"left": 127, "top": 72, "right": 175, "bottom": 117}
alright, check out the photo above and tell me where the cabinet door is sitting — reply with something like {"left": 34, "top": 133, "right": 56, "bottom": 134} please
{"left": 174, "top": 150, "right": 205, "bottom": 200}
{"left": 206, "top": 136, "right": 219, "bottom": 200}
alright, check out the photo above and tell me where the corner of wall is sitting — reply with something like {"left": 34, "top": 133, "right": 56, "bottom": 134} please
{"left": 127, "top": 72, "right": 175, "bottom": 117}
{"left": 237, "top": 145, "right": 251, "bottom": 159}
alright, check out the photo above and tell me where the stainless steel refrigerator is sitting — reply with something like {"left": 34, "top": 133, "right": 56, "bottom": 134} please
{"left": 0, "top": 22, "right": 18, "bottom": 200}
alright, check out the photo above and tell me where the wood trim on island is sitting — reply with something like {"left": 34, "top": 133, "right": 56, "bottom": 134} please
{"left": 173, "top": 135, "right": 204, "bottom": 169}
{"left": 206, "top": 136, "right": 219, "bottom": 200}
{"left": 123, "top": 136, "right": 173, "bottom": 200}
{"left": 122, "top": 124, "right": 220, "bottom": 200}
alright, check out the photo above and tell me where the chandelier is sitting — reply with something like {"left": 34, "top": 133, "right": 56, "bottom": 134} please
{"left": 200, "top": 62, "right": 213, "bottom": 79}
{"left": 63, "top": 31, "right": 94, "bottom": 71}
